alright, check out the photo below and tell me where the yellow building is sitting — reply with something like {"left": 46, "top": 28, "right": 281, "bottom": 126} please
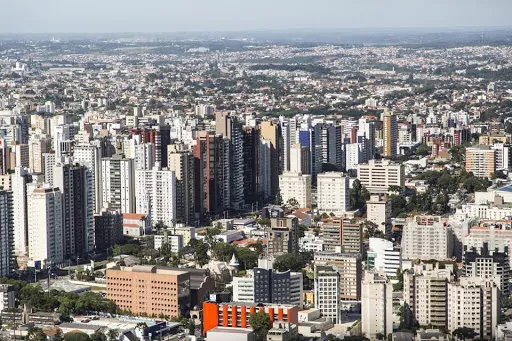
{"left": 465, "top": 145, "right": 496, "bottom": 178}
{"left": 382, "top": 111, "right": 397, "bottom": 158}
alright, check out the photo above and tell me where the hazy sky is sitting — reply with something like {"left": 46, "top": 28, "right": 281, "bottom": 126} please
{"left": 1, "top": 0, "right": 511, "bottom": 33}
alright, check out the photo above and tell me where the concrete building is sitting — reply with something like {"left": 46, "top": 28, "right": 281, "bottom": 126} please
{"left": 316, "top": 172, "right": 350, "bottom": 215}
{"left": 267, "top": 217, "right": 299, "bottom": 256}
{"left": 361, "top": 272, "right": 393, "bottom": 340}
{"left": 366, "top": 195, "right": 392, "bottom": 235}
{"left": 314, "top": 265, "right": 340, "bottom": 324}
{"left": 135, "top": 164, "right": 176, "bottom": 227}
{"left": 167, "top": 143, "right": 195, "bottom": 225}
{"left": 367, "top": 238, "right": 401, "bottom": 277}
{"left": 106, "top": 265, "right": 190, "bottom": 318}
{"left": 73, "top": 143, "right": 103, "bottom": 213}
{"left": 93, "top": 209, "right": 123, "bottom": 252}
{"left": 206, "top": 327, "right": 254, "bottom": 341}
{"left": 154, "top": 233, "right": 184, "bottom": 253}
{"left": 27, "top": 185, "right": 63, "bottom": 264}
{"left": 278, "top": 172, "right": 312, "bottom": 209}
{"left": 202, "top": 302, "right": 298, "bottom": 336}
{"left": 54, "top": 163, "right": 94, "bottom": 259}
{"left": 0, "top": 284, "right": 14, "bottom": 311}
{"left": 403, "top": 263, "right": 452, "bottom": 328}
{"left": 289, "top": 144, "right": 310, "bottom": 174}
{"left": 382, "top": 111, "right": 397, "bottom": 158}
{"left": 232, "top": 258, "right": 303, "bottom": 308}
{"left": 28, "top": 135, "right": 50, "bottom": 173}
{"left": 402, "top": 221, "right": 453, "bottom": 261}
{"left": 314, "top": 251, "right": 362, "bottom": 301}
{"left": 357, "top": 159, "right": 405, "bottom": 194}
{"left": 167, "top": 224, "right": 196, "bottom": 246}
{"left": 42, "top": 152, "right": 55, "bottom": 186}
{"left": 319, "top": 219, "right": 362, "bottom": 254}
{"left": 12, "top": 167, "right": 30, "bottom": 256}
{"left": 447, "top": 277, "right": 500, "bottom": 340}
{"left": 463, "top": 243, "right": 510, "bottom": 296}
{"left": 122, "top": 213, "right": 150, "bottom": 237}
{"left": 259, "top": 121, "right": 280, "bottom": 198}
{"left": 134, "top": 143, "right": 155, "bottom": 171}
{"left": 101, "top": 154, "right": 135, "bottom": 213}
{"left": 465, "top": 145, "right": 496, "bottom": 178}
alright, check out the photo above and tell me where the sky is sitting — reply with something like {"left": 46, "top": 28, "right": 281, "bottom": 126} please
{"left": 1, "top": 0, "right": 512, "bottom": 33}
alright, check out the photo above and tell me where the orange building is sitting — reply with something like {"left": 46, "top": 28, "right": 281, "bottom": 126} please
{"left": 202, "top": 302, "right": 298, "bottom": 336}
{"left": 106, "top": 265, "right": 190, "bottom": 318}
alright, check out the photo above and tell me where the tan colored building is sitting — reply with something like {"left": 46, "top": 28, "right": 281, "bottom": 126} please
{"left": 479, "top": 133, "right": 510, "bottom": 146}
{"left": 267, "top": 217, "right": 299, "bottom": 256}
{"left": 320, "top": 219, "right": 362, "bottom": 253}
{"left": 465, "top": 145, "right": 495, "bottom": 178}
{"left": 367, "top": 195, "right": 392, "bottom": 235}
{"left": 106, "top": 265, "right": 190, "bottom": 318}
{"left": 382, "top": 111, "right": 397, "bottom": 158}
{"left": 260, "top": 121, "right": 280, "bottom": 197}
{"left": 357, "top": 159, "right": 405, "bottom": 194}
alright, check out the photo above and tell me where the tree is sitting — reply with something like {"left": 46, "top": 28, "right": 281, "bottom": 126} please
{"left": 415, "top": 143, "right": 431, "bottom": 157}
{"left": 188, "top": 319, "right": 195, "bottom": 336}
{"left": 449, "top": 145, "right": 466, "bottom": 164}
{"left": 364, "top": 220, "right": 384, "bottom": 238}
{"left": 212, "top": 242, "right": 235, "bottom": 262}
{"left": 106, "top": 330, "right": 119, "bottom": 341}
{"left": 26, "top": 327, "right": 48, "bottom": 341}
{"left": 54, "top": 330, "right": 64, "bottom": 341}
{"left": 452, "top": 327, "right": 476, "bottom": 341}
{"left": 286, "top": 198, "right": 300, "bottom": 210}
{"left": 492, "top": 170, "right": 507, "bottom": 179}
{"left": 273, "top": 253, "right": 307, "bottom": 272}
{"left": 64, "top": 332, "right": 90, "bottom": 341}
{"left": 89, "top": 332, "right": 106, "bottom": 341}
{"left": 249, "top": 310, "right": 272, "bottom": 341}
{"left": 376, "top": 333, "right": 385, "bottom": 340}
{"left": 350, "top": 179, "right": 370, "bottom": 213}
{"left": 235, "top": 247, "right": 259, "bottom": 270}
{"left": 274, "top": 188, "right": 283, "bottom": 205}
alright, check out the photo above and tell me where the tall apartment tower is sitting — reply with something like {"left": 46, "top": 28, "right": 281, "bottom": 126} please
{"left": 193, "top": 132, "right": 226, "bottom": 216}
{"left": 73, "top": 143, "right": 103, "bottom": 213}
{"left": 260, "top": 121, "right": 280, "bottom": 198}
{"left": 267, "top": 217, "right": 299, "bottom": 256}
{"left": 28, "top": 134, "right": 51, "bottom": 173}
{"left": 316, "top": 172, "right": 350, "bottom": 215}
{"left": 134, "top": 143, "right": 155, "bottom": 171}
{"left": 167, "top": 143, "right": 195, "bottom": 225}
{"left": 135, "top": 164, "right": 176, "bottom": 228}
{"left": 289, "top": 144, "right": 310, "bottom": 174}
{"left": 465, "top": 145, "right": 496, "bottom": 178}
{"left": 314, "top": 265, "right": 340, "bottom": 324}
{"left": 278, "top": 172, "right": 312, "bottom": 209}
{"left": 101, "top": 154, "right": 135, "bottom": 214}
{"left": 382, "top": 111, "right": 397, "bottom": 159}
{"left": 242, "top": 126, "right": 259, "bottom": 205}
{"left": 358, "top": 117, "right": 376, "bottom": 161}
{"left": 54, "top": 163, "right": 94, "bottom": 259}
{"left": 0, "top": 189, "right": 13, "bottom": 277}
{"left": 94, "top": 209, "right": 123, "bottom": 252}
{"left": 12, "top": 167, "right": 30, "bottom": 256}
{"left": 216, "top": 112, "right": 244, "bottom": 210}
{"left": 27, "top": 185, "right": 63, "bottom": 264}
{"left": 42, "top": 152, "right": 56, "bottom": 186}
{"left": 361, "top": 271, "right": 393, "bottom": 340}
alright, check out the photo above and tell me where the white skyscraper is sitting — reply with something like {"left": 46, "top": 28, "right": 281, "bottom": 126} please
{"left": 53, "top": 124, "right": 74, "bottom": 160}
{"left": 316, "top": 172, "right": 350, "bottom": 215}
{"left": 12, "top": 167, "right": 30, "bottom": 255}
{"left": 102, "top": 155, "right": 135, "bottom": 213}
{"left": 74, "top": 143, "right": 103, "bottom": 213}
{"left": 28, "top": 134, "right": 51, "bottom": 173}
{"left": 27, "top": 184, "right": 63, "bottom": 264}
{"left": 361, "top": 271, "right": 393, "bottom": 340}
{"left": 278, "top": 172, "right": 312, "bottom": 209}
{"left": 314, "top": 265, "right": 340, "bottom": 324}
{"left": 135, "top": 163, "right": 176, "bottom": 227}
{"left": 42, "top": 153, "right": 56, "bottom": 186}
{"left": 134, "top": 143, "right": 155, "bottom": 170}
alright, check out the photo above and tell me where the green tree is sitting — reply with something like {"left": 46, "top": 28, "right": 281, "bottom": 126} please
{"left": 64, "top": 332, "right": 90, "bottom": 341}
{"left": 235, "top": 247, "right": 259, "bottom": 270}
{"left": 350, "top": 179, "right": 370, "bottom": 213}
{"left": 286, "top": 198, "right": 300, "bottom": 209}
{"left": 89, "top": 332, "right": 106, "bottom": 341}
{"left": 452, "top": 327, "right": 476, "bottom": 341}
{"left": 273, "top": 253, "right": 308, "bottom": 272}
{"left": 212, "top": 242, "right": 235, "bottom": 262}
{"left": 449, "top": 145, "right": 466, "bottom": 163}
{"left": 26, "top": 327, "right": 48, "bottom": 341}
{"left": 249, "top": 310, "right": 272, "bottom": 341}
{"left": 415, "top": 143, "right": 431, "bottom": 157}
{"left": 54, "top": 330, "right": 64, "bottom": 341}
{"left": 188, "top": 320, "right": 195, "bottom": 336}
{"left": 389, "top": 194, "right": 407, "bottom": 217}
{"left": 274, "top": 188, "right": 283, "bottom": 205}
{"left": 106, "top": 330, "right": 119, "bottom": 341}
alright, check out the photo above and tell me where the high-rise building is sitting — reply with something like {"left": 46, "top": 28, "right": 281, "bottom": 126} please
{"left": 316, "top": 172, "right": 350, "bottom": 215}
{"left": 357, "top": 159, "right": 405, "bottom": 194}
{"left": 0, "top": 189, "right": 13, "bottom": 277}
{"left": 27, "top": 184, "right": 63, "bottom": 264}
{"left": 319, "top": 124, "right": 342, "bottom": 171}
{"left": 73, "top": 143, "right": 103, "bottom": 213}
{"left": 463, "top": 243, "right": 510, "bottom": 296}
{"left": 361, "top": 272, "right": 393, "bottom": 339}
{"left": 465, "top": 145, "right": 496, "bottom": 178}
{"left": 447, "top": 277, "right": 500, "bottom": 340}
{"left": 366, "top": 195, "right": 392, "bottom": 235}
{"left": 289, "top": 143, "right": 310, "bottom": 174}
{"left": 242, "top": 126, "right": 259, "bottom": 205}
{"left": 232, "top": 258, "right": 303, "bottom": 308}
{"left": 278, "top": 172, "right": 312, "bottom": 209}
{"left": 319, "top": 219, "right": 362, "bottom": 254}
{"left": 367, "top": 238, "right": 401, "bottom": 278}
{"left": 402, "top": 221, "right": 453, "bottom": 261}
{"left": 12, "top": 144, "right": 29, "bottom": 169}
{"left": 358, "top": 117, "right": 376, "bottom": 161}
{"left": 167, "top": 143, "right": 195, "bottom": 225}
{"left": 135, "top": 164, "right": 176, "bottom": 227}
{"left": 403, "top": 263, "right": 452, "bottom": 328}
{"left": 314, "top": 265, "right": 340, "bottom": 324}
{"left": 12, "top": 167, "right": 30, "bottom": 256}
{"left": 258, "top": 139, "right": 272, "bottom": 201}
{"left": 260, "top": 121, "right": 280, "bottom": 198}
{"left": 134, "top": 143, "right": 155, "bottom": 171}
{"left": 382, "top": 111, "right": 397, "bottom": 158}
{"left": 267, "top": 217, "right": 299, "bottom": 256}
{"left": 101, "top": 154, "right": 135, "bottom": 213}
{"left": 28, "top": 135, "right": 50, "bottom": 173}
{"left": 54, "top": 163, "right": 94, "bottom": 259}
{"left": 314, "top": 251, "right": 362, "bottom": 301}
{"left": 216, "top": 112, "right": 244, "bottom": 210}
{"left": 193, "top": 132, "right": 226, "bottom": 216}
{"left": 106, "top": 265, "right": 190, "bottom": 318}
{"left": 93, "top": 209, "right": 123, "bottom": 252}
